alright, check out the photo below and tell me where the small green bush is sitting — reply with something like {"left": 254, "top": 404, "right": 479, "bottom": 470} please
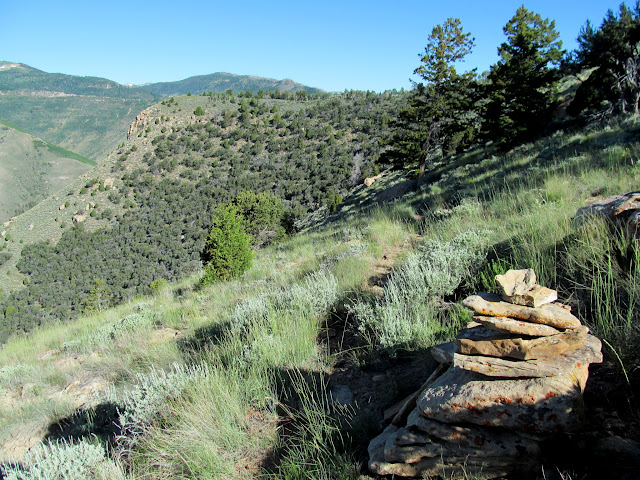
{"left": 200, "top": 205, "right": 253, "bottom": 286}
{"left": 150, "top": 278, "right": 168, "bottom": 293}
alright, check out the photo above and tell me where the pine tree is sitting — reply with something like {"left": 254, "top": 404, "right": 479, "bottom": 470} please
{"left": 382, "top": 18, "right": 478, "bottom": 177}
{"left": 570, "top": 2, "right": 640, "bottom": 116}
{"left": 483, "top": 7, "right": 564, "bottom": 147}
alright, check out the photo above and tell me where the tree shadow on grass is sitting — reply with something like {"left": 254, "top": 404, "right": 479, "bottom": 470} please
{"left": 43, "top": 402, "right": 122, "bottom": 447}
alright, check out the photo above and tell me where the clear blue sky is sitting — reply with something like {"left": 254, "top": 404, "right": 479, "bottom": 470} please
{"left": 1, "top": 0, "right": 627, "bottom": 92}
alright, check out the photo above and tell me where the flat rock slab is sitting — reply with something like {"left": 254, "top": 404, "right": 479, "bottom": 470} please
{"left": 457, "top": 326, "right": 589, "bottom": 360}
{"left": 368, "top": 425, "right": 520, "bottom": 478}
{"left": 503, "top": 284, "right": 558, "bottom": 308}
{"left": 416, "top": 366, "right": 586, "bottom": 434}
{"left": 474, "top": 315, "right": 562, "bottom": 337}
{"left": 496, "top": 269, "right": 536, "bottom": 296}
{"left": 432, "top": 341, "right": 455, "bottom": 364}
{"left": 574, "top": 191, "right": 640, "bottom": 230}
{"left": 406, "top": 412, "right": 541, "bottom": 454}
{"left": 463, "top": 292, "right": 582, "bottom": 329}
{"left": 383, "top": 423, "right": 539, "bottom": 464}
{"left": 450, "top": 334, "right": 602, "bottom": 383}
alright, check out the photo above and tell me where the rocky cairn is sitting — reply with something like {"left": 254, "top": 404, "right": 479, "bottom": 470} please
{"left": 368, "top": 269, "right": 603, "bottom": 478}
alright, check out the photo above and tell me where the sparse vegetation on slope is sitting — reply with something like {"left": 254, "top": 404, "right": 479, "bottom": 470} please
{"left": 0, "top": 120, "right": 94, "bottom": 223}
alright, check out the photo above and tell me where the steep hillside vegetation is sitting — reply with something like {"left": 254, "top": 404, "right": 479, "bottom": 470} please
{"left": 0, "top": 120, "right": 94, "bottom": 223}
{"left": 0, "top": 89, "right": 406, "bottom": 341}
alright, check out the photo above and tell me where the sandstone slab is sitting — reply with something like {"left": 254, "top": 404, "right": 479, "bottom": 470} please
{"left": 431, "top": 341, "right": 455, "bottom": 364}
{"left": 406, "top": 412, "right": 540, "bottom": 452}
{"left": 384, "top": 423, "right": 538, "bottom": 464}
{"left": 457, "top": 325, "right": 589, "bottom": 360}
{"left": 416, "top": 366, "right": 586, "bottom": 434}
{"left": 574, "top": 191, "right": 640, "bottom": 231}
{"left": 368, "top": 424, "right": 519, "bottom": 479}
{"left": 463, "top": 292, "right": 582, "bottom": 329}
{"left": 474, "top": 315, "right": 562, "bottom": 337}
{"left": 449, "top": 334, "right": 601, "bottom": 384}
{"left": 496, "top": 269, "right": 536, "bottom": 296}
{"left": 503, "top": 284, "right": 558, "bottom": 308}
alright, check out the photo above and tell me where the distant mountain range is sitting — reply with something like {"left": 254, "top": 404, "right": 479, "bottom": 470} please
{"left": 0, "top": 62, "right": 323, "bottom": 98}
{"left": 0, "top": 61, "right": 324, "bottom": 221}
{"left": 142, "top": 72, "right": 324, "bottom": 96}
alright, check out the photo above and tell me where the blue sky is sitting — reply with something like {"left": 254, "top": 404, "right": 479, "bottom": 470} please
{"left": 1, "top": 0, "right": 628, "bottom": 92}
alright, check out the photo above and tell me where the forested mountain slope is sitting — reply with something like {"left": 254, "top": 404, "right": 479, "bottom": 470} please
{"left": 0, "top": 89, "right": 407, "bottom": 341}
{"left": 143, "top": 72, "right": 323, "bottom": 97}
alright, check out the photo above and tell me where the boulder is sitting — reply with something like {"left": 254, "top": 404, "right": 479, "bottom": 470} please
{"left": 474, "top": 315, "right": 562, "bottom": 337}
{"left": 574, "top": 191, "right": 640, "bottom": 232}
{"left": 463, "top": 292, "right": 582, "bottom": 329}
{"left": 456, "top": 325, "right": 589, "bottom": 360}
{"left": 406, "top": 413, "right": 541, "bottom": 456}
{"left": 368, "top": 424, "right": 519, "bottom": 478}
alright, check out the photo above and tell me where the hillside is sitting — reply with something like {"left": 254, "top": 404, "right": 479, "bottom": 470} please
{"left": 0, "top": 89, "right": 406, "bottom": 339}
{"left": 0, "top": 119, "right": 94, "bottom": 223}
{"left": 0, "top": 63, "right": 324, "bottom": 162}
{"left": 1, "top": 115, "right": 639, "bottom": 478}
{"left": 143, "top": 72, "right": 324, "bottom": 97}
{"left": 0, "top": 62, "right": 155, "bottom": 99}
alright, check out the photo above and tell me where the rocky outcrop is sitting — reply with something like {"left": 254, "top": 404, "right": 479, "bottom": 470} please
{"left": 364, "top": 172, "right": 384, "bottom": 187}
{"left": 368, "top": 269, "right": 602, "bottom": 478}
{"left": 574, "top": 191, "right": 640, "bottom": 233}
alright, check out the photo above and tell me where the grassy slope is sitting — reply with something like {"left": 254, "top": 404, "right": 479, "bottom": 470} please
{"left": 0, "top": 120, "right": 95, "bottom": 224}
{"left": 0, "top": 95, "right": 154, "bottom": 161}
{"left": 1, "top": 116, "right": 639, "bottom": 478}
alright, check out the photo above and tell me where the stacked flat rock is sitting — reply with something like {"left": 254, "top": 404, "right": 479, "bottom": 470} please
{"left": 369, "top": 269, "right": 603, "bottom": 478}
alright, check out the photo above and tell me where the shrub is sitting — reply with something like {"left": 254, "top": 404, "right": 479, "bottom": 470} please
{"left": 150, "top": 278, "right": 168, "bottom": 294}
{"left": 200, "top": 204, "right": 253, "bottom": 286}
{"left": 0, "top": 440, "right": 126, "bottom": 480}
{"left": 355, "top": 230, "right": 490, "bottom": 350}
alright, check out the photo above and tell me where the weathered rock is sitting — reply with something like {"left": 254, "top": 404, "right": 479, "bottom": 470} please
{"left": 368, "top": 424, "right": 519, "bottom": 478}
{"left": 593, "top": 435, "right": 640, "bottom": 468}
{"left": 457, "top": 325, "right": 515, "bottom": 341}
{"left": 364, "top": 172, "right": 383, "bottom": 187}
{"left": 431, "top": 341, "right": 455, "bottom": 364}
{"left": 384, "top": 425, "right": 537, "bottom": 464}
{"left": 457, "top": 326, "right": 589, "bottom": 360}
{"left": 416, "top": 367, "right": 586, "bottom": 434}
{"left": 463, "top": 292, "right": 582, "bottom": 329}
{"left": 503, "top": 284, "right": 558, "bottom": 308}
{"left": 496, "top": 269, "right": 536, "bottom": 296}
{"left": 388, "top": 364, "right": 448, "bottom": 426}
{"left": 574, "top": 191, "right": 640, "bottom": 232}
{"left": 474, "top": 315, "right": 562, "bottom": 337}
{"left": 329, "top": 384, "right": 353, "bottom": 405}
{"left": 450, "top": 335, "right": 602, "bottom": 383}
{"left": 406, "top": 412, "right": 541, "bottom": 455}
